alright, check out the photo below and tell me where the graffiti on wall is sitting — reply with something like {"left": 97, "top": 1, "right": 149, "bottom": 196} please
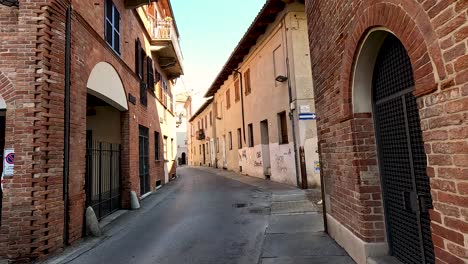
{"left": 275, "top": 153, "right": 288, "bottom": 172}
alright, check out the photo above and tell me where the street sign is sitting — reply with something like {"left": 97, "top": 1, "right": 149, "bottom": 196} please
{"left": 299, "top": 113, "right": 316, "bottom": 120}
{"left": 3, "top": 148, "right": 14, "bottom": 176}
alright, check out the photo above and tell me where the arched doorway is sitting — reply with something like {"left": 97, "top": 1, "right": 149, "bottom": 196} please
{"left": 181, "top": 152, "right": 186, "bottom": 165}
{"left": 86, "top": 62, "right": 127, "bottom": 220}
{"left": 372, "top": 34, "right": 434, "bottom": 263}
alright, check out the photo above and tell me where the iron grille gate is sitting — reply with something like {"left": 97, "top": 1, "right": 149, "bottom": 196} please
{"left": 373, "top": 35, "right": 434, "bottom": 264}
{"left": 85, "top": 135, "right": 121, "bottom": 221}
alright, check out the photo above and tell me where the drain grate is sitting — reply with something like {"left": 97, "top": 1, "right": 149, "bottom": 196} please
{"left": 234, "top": 203, "right": 247, "bottom": 208}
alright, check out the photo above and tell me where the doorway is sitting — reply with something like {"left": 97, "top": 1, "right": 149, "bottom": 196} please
{"left": 85, "top": 95, "right": 122, "bottom": 220}
{"left": 181, "top": 152, "right": 186, "bottom": 165}
{"left": 139, "top": 126, "right": 150, "bottom": 195}
{"left": 222, "top": 135, "right": 227, "bottom": 169}
{"left": 373, "top": 35, "right": 434, "bottom": 264}
{"left": 0, "top": 110, "right": 5, "bottom": 224}
{"left": 260, "top": 120, "right": 271, "bottom": 179}
{"left": 202, "top": 144, "right": 206, "bottom": 165}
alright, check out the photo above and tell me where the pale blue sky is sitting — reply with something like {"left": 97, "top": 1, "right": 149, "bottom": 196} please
{"left": 171, "top": 0, "right": 266, "bottom": 109}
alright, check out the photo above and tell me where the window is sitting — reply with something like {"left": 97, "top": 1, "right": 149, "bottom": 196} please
{"left": 206, "top": 143, "right": 209, "bottom": 154}
{"left": 244, "top": 68, "right": 251, "bottom": 95}
{"left": 278, "top": 111, "right": 288, "bottom": 144}
{"left": 198, "top": 120, "right": 201, "bottom": 130}
{"left": 216, "top": 137, "right": 219, "bottom": 153}
{"left": 237, "top": 128, "right": 242, "bottom": 149}
{"left": 140, "top": 82, "right": 147, "bottom": 106}
{"left": 163, "top": 136, "right": 168, "bottom": 160}
{"left": 201, "top": 119, "right": 204, "bottom": 130}
{"left": 213, "top": 102, "right": 218, "bottom": 118}
{"left": 234, "top": 78, "right": 240, "bottom": 102}
{"left": 248, "top": 123, "right": 254, "bottom": 147}
{"left": 226, "top": 89, "right": 231, "bottom": 109}
{"left": 205, "top": 116, "right": 207, "bottom": 129}
{"left": 229, "top": 132, "right": 232, "bottom": 150}
{"left": 147, "top": 57, "right": 155, "bottom": 90}
{"left": 199, "top": 145, "right": 201, "bottom": 154}
{"left": 135, "top": 39, "right": 142, "bottom": 78}
{"left": 155, "top": 131, "right": 160, "bottom": 160}
{"left": 171, "top": 138, "right": 174, "bottom": 160}
{"left": 209, "top": 111, "right": 212, "bottom": 126}
{"left": 105, "top": 0, "right": 121, "bottom": 55}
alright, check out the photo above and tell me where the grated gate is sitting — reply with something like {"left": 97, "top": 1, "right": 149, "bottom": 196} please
{"left": 85, "top": 132, "right": 121, "bottom": 221}
{"left": 373, "top": 35, "right": 434, "bottom": 264}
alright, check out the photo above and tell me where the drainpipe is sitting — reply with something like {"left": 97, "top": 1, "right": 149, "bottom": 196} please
{"left": 283, "top": 19, "right": 301, "bottom": 188}
{"left": 286, "top": 57, "right": 300, "bottom": 188}
{"left": 63, "top": 5, "right": 72, "bottom": 246}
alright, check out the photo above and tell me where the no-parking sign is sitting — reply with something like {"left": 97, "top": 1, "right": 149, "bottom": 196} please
{"left": 3, "top": 148, "right": 14, "bottom": 176}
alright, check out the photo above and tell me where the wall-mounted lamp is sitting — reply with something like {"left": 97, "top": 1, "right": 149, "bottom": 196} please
{"left": 275, "top": 75, "right": 288, "bottom": 82}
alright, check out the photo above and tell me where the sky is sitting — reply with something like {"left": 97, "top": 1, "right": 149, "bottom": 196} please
{"left": 171, "top": 0, "right": 266, "bottom": 111}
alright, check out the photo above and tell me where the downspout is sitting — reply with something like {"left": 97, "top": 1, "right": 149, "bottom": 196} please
{"left": 283, "top": 19, "right": 301, "bottom": 188}
{"left": 63, "top": 5, "right": 72, "bottom": 246}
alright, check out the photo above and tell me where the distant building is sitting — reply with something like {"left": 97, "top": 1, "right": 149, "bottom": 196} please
{"left": 188, "top": 99, "right": 215, "bottom": 167}
{"left": 0, "top": 0, "right": 183, "bottom": 261}
{"left": 189, "top": 0, "right": 318, "bottom": 188}
{"left": 175, "top": 92, "right": 190, "bottom": 166}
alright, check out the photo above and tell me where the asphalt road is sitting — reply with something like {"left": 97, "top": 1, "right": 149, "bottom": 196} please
{"left": 66, "top": 166, "right": 273, "bottom": 264}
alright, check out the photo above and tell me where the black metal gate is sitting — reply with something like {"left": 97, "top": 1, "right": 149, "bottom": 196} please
{"left": 373, "top": 35, "right": 434, "bottom": 264}
{"left": 85, "top": 132, "right": 121, "bottom": 220}
{"left": 139, "top": 126, "right": 150, "bottom": 195}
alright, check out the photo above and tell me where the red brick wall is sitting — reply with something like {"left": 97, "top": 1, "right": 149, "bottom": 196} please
{"left": 69, "top": 0, "right": 169, "bottom": 240}
{"left": 305, "top": 0, "right": 467, "bottom": 263}
{"left": 1, "top": 0, "right": 173, "bottom": 261}
{"left": 0, "top": 0, "right": 69, "bottom": 261}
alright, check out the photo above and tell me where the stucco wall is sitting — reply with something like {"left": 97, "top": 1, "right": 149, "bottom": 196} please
{"left": 86, "top": 106, "right": 122, "bottom": 144}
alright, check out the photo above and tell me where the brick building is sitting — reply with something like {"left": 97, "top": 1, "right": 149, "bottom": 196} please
{"left": 305, "top": 1, "right": 467, "bottom": 264}
{"left": 0, "top": 0, "right": 182, "bottom": 261}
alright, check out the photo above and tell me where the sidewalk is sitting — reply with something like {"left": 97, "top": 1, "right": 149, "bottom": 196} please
{"left": 198, "top": 167, "right": 355, "bottom": 264}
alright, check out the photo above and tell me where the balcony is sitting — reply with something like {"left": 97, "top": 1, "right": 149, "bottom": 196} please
{"left": 196, "top": 130, "right": 205, "bottom": 140}
{"left": 149, "top": 19, "right": 184, "bottom": 80}
{"left": 124, "top": 0, "right": 157, "bottom": 9}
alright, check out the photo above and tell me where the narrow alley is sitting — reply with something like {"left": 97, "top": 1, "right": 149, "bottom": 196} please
{"left": 47, "top": 167, "right": 354, "bottom": 264}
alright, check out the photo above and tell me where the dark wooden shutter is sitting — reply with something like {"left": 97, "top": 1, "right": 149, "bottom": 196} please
{"left": 135, "top": 39, "right": 141, "bottom": 78}
{"left": 147, "top": 57, "right": 154, "bottom": 90}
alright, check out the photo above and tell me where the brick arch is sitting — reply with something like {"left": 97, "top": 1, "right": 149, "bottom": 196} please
{"left": 0, "top": 71, "right": 15, "bottom": 107}
{"left": 341, "top": 1, "right": 445, "bottom": 118}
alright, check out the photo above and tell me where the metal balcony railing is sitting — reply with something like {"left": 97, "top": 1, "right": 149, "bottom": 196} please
{"left": 196, "top": 130, "right": 205, "bottom": 140}
{"left": 149, "top": 18, "right": 184, "bottom": 62}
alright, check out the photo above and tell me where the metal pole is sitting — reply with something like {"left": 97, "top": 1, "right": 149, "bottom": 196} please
{"left": 110, "top": 144, "right": 113, "bottom": 213}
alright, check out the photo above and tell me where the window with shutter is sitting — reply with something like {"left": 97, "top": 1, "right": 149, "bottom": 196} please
{"left": 278, "top": 111, "right": 288, "bottom": 144}
{"left": 226, "top": 89, "right": 231, "bottom": 109}
{"left": 147, "top": 57, "right": 154, "bottom": 90}
{"left": 135, "top": 39, "right": 141, "bottom": 78}
{"left": 244, "top": 69, "right": 251, "bottom": 95}
{"left": 234, "top": 78, "right": 240, "bottom": 102}
{"left": 140, "top": 82, "right": 147, "bottom": 106}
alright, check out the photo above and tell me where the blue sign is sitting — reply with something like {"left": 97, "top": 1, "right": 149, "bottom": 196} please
{"left": 299, "top": 113, "right": 316, "bottom": 120}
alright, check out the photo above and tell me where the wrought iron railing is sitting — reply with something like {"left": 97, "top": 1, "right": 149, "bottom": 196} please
{"left": 85, "top": 140, "right": 121, "bottom": 220}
